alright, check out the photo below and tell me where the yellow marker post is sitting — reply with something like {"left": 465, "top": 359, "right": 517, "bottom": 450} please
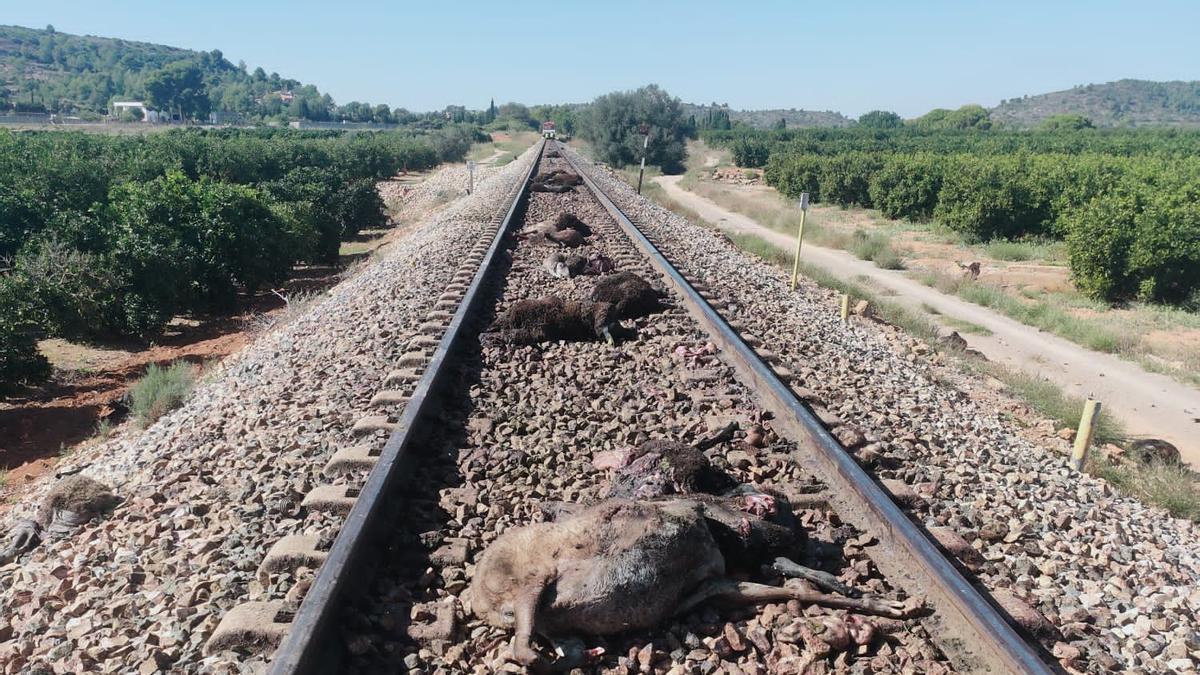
{"left": 1070, "top": 399, "right": 1102, "bottom": 470}
{"left": 840, "top": 294, "right": 850, "bottom": 322}
{"left": 789, "top": 192, "right": 810, "bottom": 291}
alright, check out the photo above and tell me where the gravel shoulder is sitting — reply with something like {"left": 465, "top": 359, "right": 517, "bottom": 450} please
{"left": 654, "top": 174, "right": 1200, "bottom": 466}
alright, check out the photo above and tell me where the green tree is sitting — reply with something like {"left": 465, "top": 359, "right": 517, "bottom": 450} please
{"left": 1040, "top": 114, "right": 1095, "bottom": 131}
{"left": 581, "top": 84, "right": 689, "bottom": 173}
{"left": 144, "top": 61, "right": 211, "bottom": 121}
{"left": 858, "top": 110, "right": 903, "bottom": 129}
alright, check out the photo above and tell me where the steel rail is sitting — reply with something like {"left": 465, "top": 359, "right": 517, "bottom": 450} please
{"left": 269, "top": 141, "right": 546, "bottom": 675}
{"left": 560, "top": 142, "right": 1053, "bottom": 675}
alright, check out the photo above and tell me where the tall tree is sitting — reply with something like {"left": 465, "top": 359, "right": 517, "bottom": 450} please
{"left": 581, "top": 84, "right": 689, "bottom": 172}
{"left": 143, "top": 61, "right": 210, "bottom": 121}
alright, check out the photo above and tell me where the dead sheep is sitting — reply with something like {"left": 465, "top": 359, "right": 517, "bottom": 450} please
{"left": 543, "top": 251, "right": 616, "bottom": 279}
{"left": 530, "top": 169, "right": 583, "bottom": 193}
{"left": 542, "top": 253, "right": 587, "bottom": 279}
{"left": 482, "top": 297, "right": 609, "bottom": 347}
{"left": 469, "top": 498, "right": 915, "bottom": 667}
{"left": 590, "top": 271, "right": 665, "bottom": 321}
{"left": 0, "top": 475, "right": 119, "bottom": 565}
{"left": 484, "top": 273, "right": 664, "bottom": 347}
{"left": 522, "top": 213, "right": 593, "bottom": 249}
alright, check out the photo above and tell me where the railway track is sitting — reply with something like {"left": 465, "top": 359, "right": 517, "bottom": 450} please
{"left": 209, "top": 140, "right": 1054, "bottom": 674}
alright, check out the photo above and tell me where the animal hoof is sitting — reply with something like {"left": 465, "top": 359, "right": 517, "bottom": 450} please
{"left": 872, "top": 597, "right": 920, "bottom": 619}
{"left": 742, "top": 493, "right": 776, "bottom": 517}
{"left": 513, "top": 643, "right": 542, "bottom": 667}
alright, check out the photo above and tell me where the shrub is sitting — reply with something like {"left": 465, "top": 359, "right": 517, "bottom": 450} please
{"left": 3, "top": 237, "right": 114, "bottom": 340}
{"left": 868, "top": 154, "right": 944, "bottom": 220}
{"left": 1062, "top": 192, "right": 1140, "bottom": 301}
{"left": 817, "top": 153, "right": 881, "bottom": 207}
{"left": 0, "top": 284, "right": 50, "bottom": 389}
{"left": 129, "top": 361, "right": 196, "bottom": 426}
{"left": 1128, "top": 189, "right": 1200, "bottom": 303}
{"left": 933, "top": 156, "right": 1039, "bottom": 240}
{"left": 848, "top": 230, "right": 905, "bottom": 269}
{"left": 731, "top": 138, "right": 771, "bottom": 168}
{"left": 764, "top": 153, "right": 823, "bottom": 203}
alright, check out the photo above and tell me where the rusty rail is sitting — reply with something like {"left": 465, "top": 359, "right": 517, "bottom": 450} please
{"left": 266, "top": 141, "right": 545, "bottom": 674}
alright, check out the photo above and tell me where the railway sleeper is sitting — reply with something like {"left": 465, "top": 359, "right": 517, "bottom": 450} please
{"left": 301, "top": 485, "right": 360, "bottom": 515}
{"left": 324, "top": 444, "right": 380, "bottom": 475}
{"left": 397, "top": 351, "right": 429, "bottom": 368}
{"left": 384, "top": 368, "right": 422, "bottom": 386}
{"left": 351, "top": 414, "right": 398, "bottom": 436}
{"left": 204, "top": 600, "right": 293, "bottom": 656}
{"left": 369, "top": 389, "right": 411, "bottom": 408}
{"left": 259, "top": 534, "right": 328, "bottom": 575}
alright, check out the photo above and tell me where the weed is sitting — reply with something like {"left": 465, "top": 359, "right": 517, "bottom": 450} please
{"left": 847, "top": 230, "right": 906, "bottom": 270}
{"left": 95, "top": 419, "right": 113, "bottom": 441}
{"left": 942, "top": 317, "right": 993, "bottom": 336}
{"left": 1089, "top": 455, "right": 1200, "bottom": 521}
{"left": 129, "top": 361, "right": 196, "bottom": 427}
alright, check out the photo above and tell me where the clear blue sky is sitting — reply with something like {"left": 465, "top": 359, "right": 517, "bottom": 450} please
{"left": 4, "top": 0, "right": 1198, "bottom": 117}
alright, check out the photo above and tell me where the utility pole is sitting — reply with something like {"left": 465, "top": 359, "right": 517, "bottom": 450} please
{"left": 636, "top": 123, "right": 650, "bottom": 195}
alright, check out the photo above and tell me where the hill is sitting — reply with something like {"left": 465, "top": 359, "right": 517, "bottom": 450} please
{"left": 0, "top": 24, "right": 404, "bottom": 123}
{"left": 683, "top": 102, "right": 853, "bottom": 129}
{"left": 991, "top": 79, "right": 1200, "bottom": 128}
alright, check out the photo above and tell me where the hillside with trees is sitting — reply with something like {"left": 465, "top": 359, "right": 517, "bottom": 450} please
{"left": 0, "top": 24, "right": 416, "bottom": 123}
{"left": 992, "top": 79, "right": 1200, "bottom": 128}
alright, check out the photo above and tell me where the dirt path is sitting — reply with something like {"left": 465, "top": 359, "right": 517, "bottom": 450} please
{"left": 475, "top": 148, "right": 507, "bottom": 165}
{"left": 656, "top": 175, "right": 1200, "bottom": 465}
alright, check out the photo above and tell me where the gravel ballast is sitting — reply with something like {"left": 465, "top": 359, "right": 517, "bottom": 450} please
{"left": 565, "top": 146, "right": 1200, "bottom": 674}
{"left": 0, "top": 149, "right": 535, "bottom": 674}
{"left": 341, "top": 147, "right": 950, "bottom": 674}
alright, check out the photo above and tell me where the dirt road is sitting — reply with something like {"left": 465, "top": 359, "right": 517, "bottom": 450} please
{"left": 655, "top": 175, "right": 1200, "bottom": 465}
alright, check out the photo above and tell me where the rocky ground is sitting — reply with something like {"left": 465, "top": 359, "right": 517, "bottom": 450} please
{"left": 566, "top": 146, "right": 1200, "bottom": 674}
{"left": 341, "top": 148, "right": 950, "bottom": 674}
{"left": 0, "top": 152, "right": 527, "bottom": 674}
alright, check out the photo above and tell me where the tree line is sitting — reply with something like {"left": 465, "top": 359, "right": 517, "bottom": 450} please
{"left": 0, "top": 125, "right": 480, "bottom": 387}
{"left": 758, "top": 139, "right": 1200, "bottom": 308}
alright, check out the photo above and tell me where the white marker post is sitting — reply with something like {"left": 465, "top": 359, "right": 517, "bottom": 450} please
{"left": 636, "top": 123, "right": 650, "bottom": 195}
{"left": 790, "top": 192, "right": 810, "bottom": 291}
{"left": 467, "top": 161, "right": 476, "bottom": 195}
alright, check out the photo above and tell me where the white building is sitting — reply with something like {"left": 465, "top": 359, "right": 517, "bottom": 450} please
{"left": 111, "top": 101, "right": 165, "bottom": 122}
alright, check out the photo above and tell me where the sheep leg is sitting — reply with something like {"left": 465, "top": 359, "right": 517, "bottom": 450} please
{"left": 0, "top": 519, "right": 42, "bottom": 565}
{"left": 772, "top": 556, "right": 860, "bottom": 598}
{"left": 676, "top": 578, "right": 913, "bottom": 619}
{"left": 512, "top": 578, "right": 549, "bottom": 666}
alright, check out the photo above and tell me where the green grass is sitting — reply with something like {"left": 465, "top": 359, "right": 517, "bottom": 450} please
{"left": 1090, "top": 456, "right": 1200, "bottom": 521}
{"left": 979, "top": 239, "right": 1067, "bottom": 264}
{"left": 848, "top": 230, "right": 906, "bottom": 270}
{"left": 942, "top": 317, "right": 993, "bottom": 336}
{"left": 129, "top": 361, "right": 196, "bottom": 427}
{"left": 917, "top": 271, "right": 1138, "bottom": 354}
